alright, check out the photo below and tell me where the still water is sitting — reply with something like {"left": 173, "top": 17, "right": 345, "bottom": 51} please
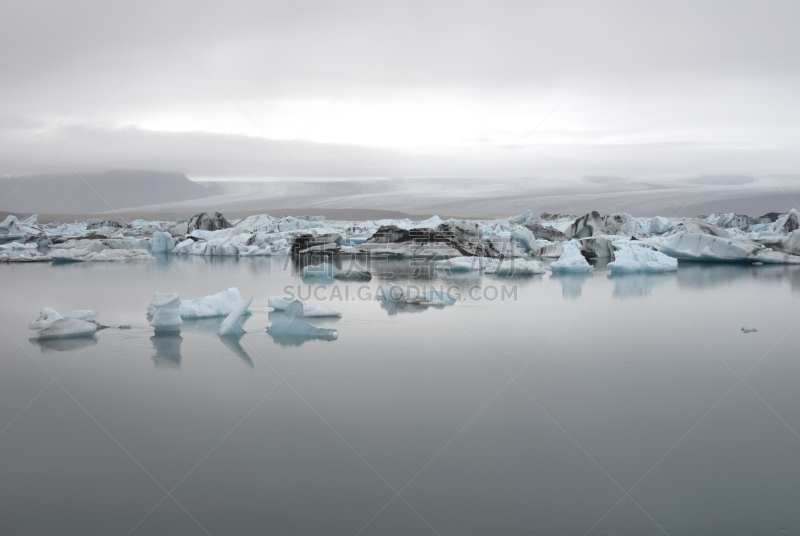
{"left": 1, "top": 256, "right": 799, "bottom": 535}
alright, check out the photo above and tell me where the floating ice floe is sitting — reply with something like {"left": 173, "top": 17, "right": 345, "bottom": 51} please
{"left": 485, "top": 258, "right": 545, "bottom": 276}
{"left": 607, "top": 241, "right": 678, "bottom": 273}
{"left": 35, "top": 318, "right": 99, "bottom": 339}
{"left": 655, "top": 233, "right": 800, "bottom": 264}
{"left": 147, "top": 288, "right": 251, "bottom": 319}
{"left": 549, "top": 240, "right": 594, "bottom": 273}
{"left": 268, "top": 296, "right": 342, "bottom": 317}
{"left": 218, "top": 296, "right": 254, "bottom": 336}
{"left": 149, "top": 293, "right": 183, "bottom": 332}
{"left": 29, "top": 308, "right": 99, "bottom": 329}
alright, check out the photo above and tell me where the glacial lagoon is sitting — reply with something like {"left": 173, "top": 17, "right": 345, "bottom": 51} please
{"left": 1, "top": 255, "right": 799, "bottom": 535}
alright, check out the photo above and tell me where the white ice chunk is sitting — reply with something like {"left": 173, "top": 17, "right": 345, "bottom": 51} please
{"left": 549, "top": 240, "right": 594, "bottom": 273}
{"left": 179, "top": 288, "right": 248, "bottom": 319}
{"left": 36, "top": 318, "right": 98, "bottom": 339}
{"left": 218, "top": 296, "right": 254, "bottom": 336}
{"left": 149, "top": 293, "right": 182, "bottom": 332}
{"left": 608, "top": 241, "right": 678, "bottom": 273}
{"left": 485, "top": 258, "right": 544, "bottom": 275}
{"left": 435, "top": 257, "right": 495, "bottom": 272}
{"left": 648, "top": 216, "right": 672, "bottom": 235}
{"left": 29, "top": 308, "right": 99, "bottom": 329}
{"left": 151, "top": 231, "right": 175, "bottom": 253}
{"left": 267, "top": 297, "right": 342, "bottom": 317}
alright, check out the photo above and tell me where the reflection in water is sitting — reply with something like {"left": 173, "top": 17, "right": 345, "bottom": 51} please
{"left": 378, "top": 299, "right": 428, "bottom": 316}
{"left": 151, "top": 334, "right": 183, "bottom": 369}
{"left": 609, "top": 272, "right": 676, "bottom": 299}
{"left": 29, "top": 336, "right": 98, "bottom": 354}
{"left": 219, "top": 335, "right": 254, "bottom": 368}
{"left": 676, "top": 262, "right": 800, "bottom": 290}
{"left": 550, "top": 273, "right": 592, "bottom": 299}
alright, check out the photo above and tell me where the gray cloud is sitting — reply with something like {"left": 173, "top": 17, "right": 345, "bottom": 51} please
{"left": 1, "top": 0, "right": 799, "bottom": 182}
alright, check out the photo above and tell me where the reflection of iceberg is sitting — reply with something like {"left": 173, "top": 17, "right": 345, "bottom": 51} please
{"left": 267, "top": 316, "right": 338, "bottom": 346}
{"left": 218, "top": 335, "right": 254, "bottom": 367}
{"left": 551, "top": 273, "right": 592, "bottom": 299}
{"left": 151, "top": 334, "right": 183, "bottom": 369}
{"left": 609, "top": 273, "right": 675, "bottom": 299}
{"left": 29, "top": 336, "right": 98, "bottom": 353}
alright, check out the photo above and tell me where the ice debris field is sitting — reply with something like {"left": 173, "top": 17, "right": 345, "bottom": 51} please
{"left": 3, "top": 208, "right": 800, "bottom": 267}
{"left": 10, "top": 208, "right": 793, "bottom": 344}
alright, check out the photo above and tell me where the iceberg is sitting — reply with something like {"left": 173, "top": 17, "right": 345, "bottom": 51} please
{"left": 149, "top": 293, "right": 183, "bottom": 332}
{"left": 176, "top": 288, "right": 250, "bottom": 319}
{"left": 268, "top": 296, "right": 342, "bottom": 317}
{"left": 565, "top": 212, "right": 646, "bottom": 239}
{"left": 649, "top": 216, "right": 672, "bottom": 235}
{"left": 485, "top": 259, "right": 544, "bottom": 275}
{"left": 608, "top": 241, "right": 678, "bottom": 273}
{"left": 549, "top": 240, "right": 594, "bottom": 273}
{"left": 435, "top": 257, "right": 494, "bottom": 272}
{"left": 218, "top": 296, "right": 254, "bottom": 336}
{"left": 29, "top": 308, "right": 99, "bottom": 329}
{"left": 151, "top": 231, "right": 175, "bottom": 253}
{"left": 655, "top": 233, "right": 800, "bottom": 264}
{"left": 35, "top": 318, "right": 98, "bottom": 339}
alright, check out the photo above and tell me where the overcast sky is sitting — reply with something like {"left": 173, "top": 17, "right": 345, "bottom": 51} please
{"left": 1, "top": 0, "right": 799, "bottom": 182}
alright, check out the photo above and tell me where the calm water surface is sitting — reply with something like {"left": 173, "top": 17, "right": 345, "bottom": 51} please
{"left": 1, "top": 256, "right": 799, "bottom": 535}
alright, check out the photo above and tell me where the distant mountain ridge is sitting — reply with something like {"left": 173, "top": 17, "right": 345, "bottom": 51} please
{"left": 0, "top": 170, "right": 222, "bottom": 214}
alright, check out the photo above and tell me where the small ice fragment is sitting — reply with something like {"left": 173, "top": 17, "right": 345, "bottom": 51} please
{"left": 218, "top": 296, "right": 254, "bottom": 336}
{"left": 268, "top": 296, "right": 342, "bottom": 317}
{"left": 36, "top": 318, "right": 98, "bottom": 339}
{"left": 149, "top": 293, "right": 182, "bottom": 332}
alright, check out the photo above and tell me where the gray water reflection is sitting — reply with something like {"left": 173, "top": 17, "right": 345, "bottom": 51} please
{"left": 150, "top": 333, "right": 182, "bottom": 369}
{"left": 551, "top": 272, "right": 592, "bottom": 298}
{"left": 29, "top": 336, "right": 98, "bottom": 353}
{"left": 219, "top": 334, "right": 254, "bottom": 368}
{"left": 610, "top": 272, "right": 676, "bottom": 299}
